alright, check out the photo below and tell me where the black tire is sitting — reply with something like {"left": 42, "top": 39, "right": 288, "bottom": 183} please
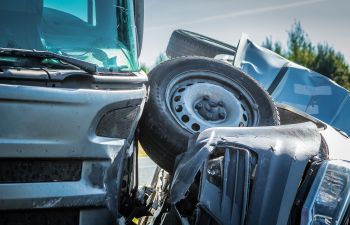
{"left": 166, "top": 29, "right": 237, "bottom": 59}
{"left": 139, "top": 57, "right": 279, "bottom": 172}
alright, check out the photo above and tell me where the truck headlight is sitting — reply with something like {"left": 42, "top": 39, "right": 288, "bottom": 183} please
{"left": 301, "top": 160, "right": 350, "bottom": 225}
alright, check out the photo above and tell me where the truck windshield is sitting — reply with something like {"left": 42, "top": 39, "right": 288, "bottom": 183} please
{"left": 0, "top": 0, "right": 139, "bottom": 72}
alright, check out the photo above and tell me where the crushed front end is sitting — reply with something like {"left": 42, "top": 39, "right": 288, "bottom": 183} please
{"left": 141, "top": 118, "right": 349, "bottom": 225}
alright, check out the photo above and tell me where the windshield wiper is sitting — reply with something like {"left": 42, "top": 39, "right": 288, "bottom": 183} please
{"left": 0, "top": 48, "right": 97, "bottom": 74}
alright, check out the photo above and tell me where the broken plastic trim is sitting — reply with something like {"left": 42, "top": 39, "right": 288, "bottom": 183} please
{"left": 168, "top": 123, "right": 322, "bottom": 225}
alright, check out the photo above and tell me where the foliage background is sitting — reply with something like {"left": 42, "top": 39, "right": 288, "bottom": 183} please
{"left": 263, "top": 22, "right": 350, "bottom": 90}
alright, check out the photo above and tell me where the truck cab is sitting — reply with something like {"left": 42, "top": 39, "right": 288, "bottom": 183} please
{"left": 0, "top": 0, "right": 147, "bottom": 224}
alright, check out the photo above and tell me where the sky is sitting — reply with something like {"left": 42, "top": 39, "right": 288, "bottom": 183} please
{"left": 139, "top": 0, "right": 350, "bottom": 67}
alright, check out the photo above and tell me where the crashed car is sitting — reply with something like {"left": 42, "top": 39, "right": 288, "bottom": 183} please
{"left": 139, "top": 30, "right": 350, "bottom": 172}
{"left": 138, "top": 30, "right": 350, "bottom": 225}
{"left": 0, "top": 0, "right": 349, "bottom": 224}
{"left": 140, "top": 112, "right": 350, "bottom": 225}
{"left": 140, "top": 123, "right": 350, "bottom": 225}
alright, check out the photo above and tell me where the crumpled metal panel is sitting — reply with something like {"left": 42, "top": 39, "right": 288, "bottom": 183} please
{"left": 170, "top": 123, "right": 322, "bottom": 225}
{"left": 196, "top": 147, "right": 252, "bottom": 225}
{"left": 234, "top": 34, "right": 350, "bottom": 135}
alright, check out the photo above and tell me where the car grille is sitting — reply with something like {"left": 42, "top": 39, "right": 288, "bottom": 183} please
{"left": 0, "top": 159, "right": 82, "bottom": 183}
{"left": 0, "top": 209, "right": 79, "bottom": 225}
{"left": 198, "top": 145, "right": 256, "bottom": 225}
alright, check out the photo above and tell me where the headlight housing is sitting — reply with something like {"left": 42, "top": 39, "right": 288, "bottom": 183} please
{"left": 301, "top": 160, "right": 350, "bottom": 225}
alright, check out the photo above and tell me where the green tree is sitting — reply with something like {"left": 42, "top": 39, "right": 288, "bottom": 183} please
{"left": 262, "top": 36, "right": 283, "bottom": 56}
{"left": 140, "top": 62, "right": 150, "bottom": 73}
{"left": 139, "top": 52, "right": 168, "bottom": 74}
{"left": 262, "top": 22, "right": 350, "bottom": 90}
{"left": 286, "top": 22, "right": 315, "bottom": 68}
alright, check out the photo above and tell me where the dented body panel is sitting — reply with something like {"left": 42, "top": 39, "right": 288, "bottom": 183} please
{"left": 234, "top": 34, "right": 350, "bottom": 135}
{"left": 167, "top": 123, "right": 322, "bottom": 225}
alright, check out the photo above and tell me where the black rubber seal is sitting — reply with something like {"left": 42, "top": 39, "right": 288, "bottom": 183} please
{"left": 267, "top": 62, "right": 290, "bottom": 94}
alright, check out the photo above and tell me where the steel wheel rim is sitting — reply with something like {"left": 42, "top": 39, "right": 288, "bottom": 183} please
{"left": 165, "top": 71, "right": 259, "bottom": 133}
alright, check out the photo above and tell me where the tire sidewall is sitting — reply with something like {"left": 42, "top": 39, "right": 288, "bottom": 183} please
{"left": 140, "top": 56, "right": 279, "bottom": 171}
{"left": 146, "top": 56, "right": 278, "bottom": 143}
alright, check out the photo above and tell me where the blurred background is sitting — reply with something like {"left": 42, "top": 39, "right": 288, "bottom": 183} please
{"left": 140, "top": 0, "right": 349, "bottom": 65}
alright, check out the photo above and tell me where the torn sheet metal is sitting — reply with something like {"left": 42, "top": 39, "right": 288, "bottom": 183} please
{"left": 234, "top": 34, "right": 350, "bottom": 135}
{"left": 169, "top": 123, "right": 322, "bottom": 225}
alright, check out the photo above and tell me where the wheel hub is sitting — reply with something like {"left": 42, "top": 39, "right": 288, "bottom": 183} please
{"left": 195, "top": 96, "right": 227, "bottom": 121}
{"left": 168, "top": 79, "right": 252, "bottom": 133}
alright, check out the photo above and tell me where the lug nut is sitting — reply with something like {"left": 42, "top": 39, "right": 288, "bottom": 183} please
{"left": 205, "top": 103, "right": 212, "bottom": 111}
{"left": 195, "top": 103, "right": 203, "bottom": 109}
{"left": 219, "top": 112, "right": 226, "bottom": 119}
{"left": 206, "top": 113, "right": 213, "bottom": 119}
{"left": 218, "top": 101, "right": 224, "bottom": 107}
{"left": 203, "top": 95, "right": 210, "bottom": 101}
{"left": 209, "top": 101, "right": 217, "bottom": 107}
{"left": 239, "top": 122, "right": 244, "bottom": 127}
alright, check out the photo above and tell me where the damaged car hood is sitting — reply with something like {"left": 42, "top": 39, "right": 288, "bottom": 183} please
{"left": 170, "top": 123, "right": 322, "bottom": 225}
{"left": 234, "top": 34, "right": 350, "bottom": 135}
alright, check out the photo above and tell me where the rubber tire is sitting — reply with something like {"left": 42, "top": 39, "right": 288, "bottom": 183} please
{"left": 139, "top": 57, "right": 279, "bottom": 172}
{"left": 166, "top": 29, "right": 237, "bottom": 59}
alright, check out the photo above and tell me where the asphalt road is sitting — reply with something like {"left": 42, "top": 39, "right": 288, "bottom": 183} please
{"left": 138, "top": 157, "right": 157, "bottom": 186}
